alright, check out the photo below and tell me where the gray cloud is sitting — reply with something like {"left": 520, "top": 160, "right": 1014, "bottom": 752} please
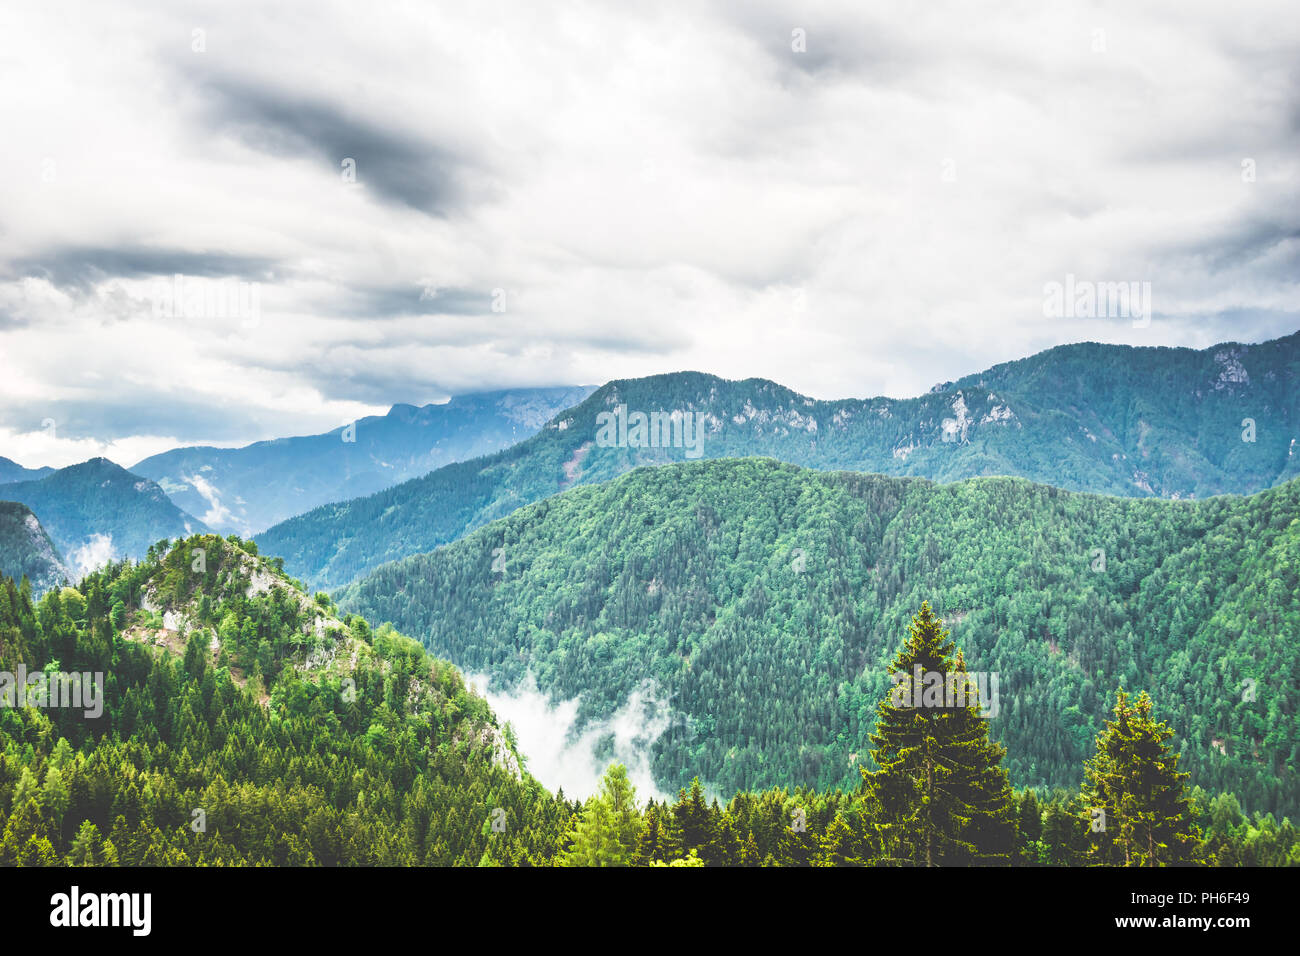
{"left": 191, "top": 75, "right": 486, "bottom": 217}
{"left": 326, "top": 283, "right": 492, "bottom": 319}
{"left": 4, "top": 246, "right": 280, "bottom": 291}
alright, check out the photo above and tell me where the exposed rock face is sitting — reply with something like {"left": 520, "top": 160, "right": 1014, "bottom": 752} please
{"left": 941, "top": 392, "right": 972, "bottom": 444}
{"left": 1213, "top": 349, "right": 1250, "bottom": 390}
{"left": 0, "top": 502, "right": 70, "bottom": 595}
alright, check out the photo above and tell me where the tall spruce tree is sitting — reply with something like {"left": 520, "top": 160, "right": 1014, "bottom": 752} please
{"left": 867, "top": 602, "right": 1016, "bottom": 865}
{"left": 1081, "top": 690, "right": 1202, "bottom": 866}
{"left": 560, "top": 763, "right": 644, "bottom": 867}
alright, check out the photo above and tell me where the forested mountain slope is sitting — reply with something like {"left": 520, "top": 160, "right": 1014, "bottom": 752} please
{"left": 0, "top": 535, "right": 569, "bottom": 865}
{"left": 1, "top": 459, "right": 208, "bottom": 572}
{"left": 340, "top": 459, "right": 1300, "bottom": 817}
{"left": 0, "top": 501, "right": 69, "bottom": 595}
{"left": 262, "top": 332, "right": 1300, "bottom": 591}
{"left": 134, "top": 386, "right": 594, "bottom": 535}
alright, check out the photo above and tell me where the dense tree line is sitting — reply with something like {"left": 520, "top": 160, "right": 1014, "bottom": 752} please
{"left": 555, "top": 607, "right": 1293, "bottom": 867}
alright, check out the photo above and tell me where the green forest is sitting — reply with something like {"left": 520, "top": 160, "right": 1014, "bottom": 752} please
{"left": 340, "top": 459, "right": 1300, "bottom": 816}
{"left": 0, "top": 536, "right": 1293, "bottom": 866}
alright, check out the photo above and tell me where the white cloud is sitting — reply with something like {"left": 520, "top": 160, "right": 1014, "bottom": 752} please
{"left": 184, "top": 472, "right": 238, "bottom": 531}
{"left": 69, "top": 533, "right": 118, "bottom": 580}
{"left": 468, "top": 671, "right": 672, "bottom": 801}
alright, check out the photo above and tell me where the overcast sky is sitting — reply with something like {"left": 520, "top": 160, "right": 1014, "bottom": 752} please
{"left": 2, "top": 1, "right": 1297, "bottom": 468}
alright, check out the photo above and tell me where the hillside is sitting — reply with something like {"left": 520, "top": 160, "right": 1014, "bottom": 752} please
{"left": 0, "top": 535, "right": 570, "bottom": 865}
{"left": 133, "top": 386, "right": 595, "bottom": 535}
{"left": 0, "top": 501, "right": 69, "bottom": 594}
{"left": 339, "top": 458, "right": 1300, "bottom": 817}
{"left": 0, "top": 459, "right": 209, "bottom": 574}
{"left": 261, "top": 332, "right": 1300, "bottom": 592}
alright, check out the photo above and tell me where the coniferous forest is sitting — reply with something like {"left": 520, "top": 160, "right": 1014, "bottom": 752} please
{"left": 1, "top": 535, "right": 1294, "bottom": 868}
{"left": 342, "top": 459, "right": 1300, "bottom": 818}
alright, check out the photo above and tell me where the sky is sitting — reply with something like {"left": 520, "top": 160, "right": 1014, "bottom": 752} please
{"left": 1, "top": 0, "right": 1297, "bottom": 468}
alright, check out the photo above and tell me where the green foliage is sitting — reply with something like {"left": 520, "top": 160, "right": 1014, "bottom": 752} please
{"left": 560, "top": 763, "right": 644, "bottom": 866}
{"left": 0, "top": 540, "right": 1283, "bottom": 866}
{"left": 341, "top": 458, "right": 1300, "bottom": 816}
{"left": 0, "top": 535, "right": 569, "bottom": 866}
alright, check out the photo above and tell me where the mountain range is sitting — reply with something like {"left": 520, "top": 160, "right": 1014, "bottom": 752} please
{"left": 260, "top": 332, "right": 1300, "bottom": 592}
{"left": 0, "top": 459, "right": 207, "bottom": 574}
{"left": 132, "top": 386, "right": 595, "bottom": 535}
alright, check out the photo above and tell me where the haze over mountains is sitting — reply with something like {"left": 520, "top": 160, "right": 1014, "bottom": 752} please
{"left": 131, "top": 386, "right": 595, "bottom": 535}
{"left": 0, "top": 387, "right": 593, "bottom": 590}
{"left": 259, "top": 332, "right": 1300, "bottom": 592}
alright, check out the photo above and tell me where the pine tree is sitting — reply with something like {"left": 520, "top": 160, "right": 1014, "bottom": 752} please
{"left": 636, "top": 799, "right": 683, "bottom": 864}
{"left": 818, "top": 813, "right": 864, "bottom": 866}
{"left": 866, "top": 602, "right": 1016, "bottom": 865}
{"left": 1082, "top": 690, "right": 1202, "bottom": 866}
{"left": 1015, "top": 789, "right": 1043, "bottom": 865}
{"left": 672, "top": 777, "right": 718, "bottom": 862}
{"left": 560, "top": 764, "right": 644, "bottom": 866}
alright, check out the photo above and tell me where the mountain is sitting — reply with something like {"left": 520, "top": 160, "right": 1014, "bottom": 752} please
{"left": 132, "top": 386, "right": 596, "bottom": 535}
{"left": 0, "top": 501, "right": 69, "bottom": 594}
{"left": 0, "top": 458, "right": 208, "bottom": 573}
{"left": 0, "top": 535, "right": 570, "bottom": 865}
{"left": 339, "top": 457, "right": 1300, "bottom": 817}
{"left": 260, "top": 332, "right": 1300, "bottom": 592}
{"left": 0, "top": 456, "right": 55, "bottom": 484}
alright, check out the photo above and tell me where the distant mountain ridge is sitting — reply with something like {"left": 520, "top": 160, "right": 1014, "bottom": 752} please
{"left": 132, "top": 385, "right": 595, "bottom": 534}
{"left": 0, "top": 458, "right": 208, "bottom": 573}
{"left": 258, "top": 331, "right": 1300, "bottom": 591}
{"left": 0, "top": 456, "right": 55, "bottom": 484}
